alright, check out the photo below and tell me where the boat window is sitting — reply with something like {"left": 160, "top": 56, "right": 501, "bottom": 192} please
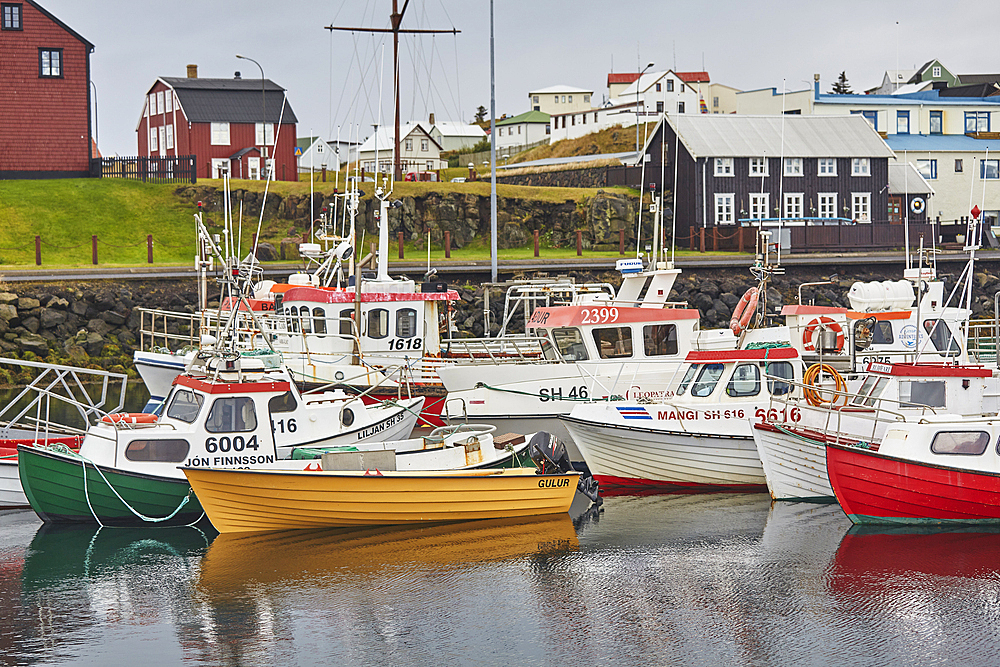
{"left": 340, "top": 308, "right": 354, "bottom": 336}
{"left": 931, "top": 431, "right": 989, "bottom": 455}
{"left": 165, "top": 390, "right": 204, "bottom": 423}
{"left": 924, "top": 319, "right": 961, "bottom": 355}
{"left": 766, "top": 361, "right": 794, "bottom": 396}
{"left": 872, "top": 321, "right": 894, "bottom": 344}
{"left": 268, "top": 391, "right": 297, "bottom": 414}
{"left": 124, "top": 439, "right": 190, "bottom": 463}
{"left": 205, "top": 396, "right": 258, "bottom": 433}
{"left": 862, "top": 377, "right": 890, "bottom": 407}
{"left": 851, "top": 375, "right": 879, "bottom": 406}
{"left": 592, "top": 326, "right": 633, "bottom": 359}
{"left": 287, "top": 305, "right": 299, "bottom": 333}
{"left": 727, "top": 363, "right": 760, "bottom": 397}
{"left": 396, "top": 308, "right": 417, "bottom": 338}
{"left": 643, "top": 324, "right": 678, "bottom": 356}
{"left": 899, "top": 380, "right": 946, "bottom": 409}
{"left": 368, "top": 308, "right": 389, "bottom": 339}
{"left": 313, "top": 308, "right": 326, "bottom": 335}
{"left": 551, "top": 328, "right": 589, "bottom": 361}
{"left": 300, "top": 306, "right": 312, "bottom": 333}
{"left": 675, "top": 364, "right": 699, "bottom": 396}
{"left": 691, "top": 363, "right": 725, "bottom": 398}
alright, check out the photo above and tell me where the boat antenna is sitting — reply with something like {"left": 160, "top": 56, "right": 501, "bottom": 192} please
{"left": 903, "top": 150, "right": 910, "bottom": 269}
{"left": 490, "top": 0, "right": 497, "bottom": 282}
{"left": 670, "top": 113, "right": 680, "bottom": 268}
{"left": 777, "top": 79, "right": 786, "bottom": 266}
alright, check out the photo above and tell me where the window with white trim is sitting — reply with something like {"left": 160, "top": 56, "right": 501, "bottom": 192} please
{"left": 421, "top": 139, "right": 429, "bottom": 151}
{"left": 749, "top": 193, "right": 769, "bottom": 220}
{"left": 784, "top": 158, "right": 802, "bottom": 176}
{"left": 404, "top": 139, "right": 412, "bottom": 151}
{"left": 714, "top": 158, "right": 733, "bottom": 176}
{"left": 818, "top": 193, "right": 837, "bottom": 218}
{"left": 715, "top": 194, "right": 735, "bottom": 225}
{"left": 852, "top": 158, "right": 870, "bottom": 176}
{"left": 784, "top": 193, "right": 803, "bottom": 219}
{"left": 749, "top": 157, "right": 768, "bottom": 177}
{"left": 255, "top": 123, "right": 274, "bottom": 146}
{"left": 165, "top": 91, "right": 173, "bottom": 113}
{"left": 165, "top": 124, "right": 174, "bottom": 150}
{"left": 158, "top": 127, "right": 165, "bottom": 154}
{"left": 852, "top": 193, "right": 871, "bottom": 222}
{"left": 818, "top": 158, "right": 837, "bottom": 176}
{"left": 149, "top": 126, "right": 158, "bottom": 151}
{"left": 932, "top": 66, "right": 942, "bottom": 77}
{"left": 156, "top": 91, "right": 164, "bottom": 116}
{"left": 211, "top": 122, "right": 230, "bottom": 146}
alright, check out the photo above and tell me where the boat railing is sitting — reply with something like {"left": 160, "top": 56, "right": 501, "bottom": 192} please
{"left": 138, "top": 307, "right": 267, "bottom": 353}
{"left": 0, "top": 357, "right": 129, "bottom": 441}
{"left": 441, "top": 336, "right": 553, "bottom": 365}
{"left": 761, "top": 371, "right": 937, "bottom": 445}
{"left": 967, "top": 318, "right": 999, "bottom": 365}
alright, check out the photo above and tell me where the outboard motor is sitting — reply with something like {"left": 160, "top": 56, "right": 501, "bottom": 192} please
{"left": 528, "top": 432, "right": 601, "bottom": 504}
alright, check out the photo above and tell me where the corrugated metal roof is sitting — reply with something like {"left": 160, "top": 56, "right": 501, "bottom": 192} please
{"left": 885, "top": 134, "right": 1000, "bottom": 152}
{"left": 161, "top": 77, "right": 299, "bottom": 124}
{"left": 888, "top": 162, "right": 934, "bottom": 195}
{"left": 496, "top": 110, "right": 551, "bottom": 126}
{"left": 529, "top": 84, "right": 594, "bottom": 95}
{"left": 676, "top": 71, "right": 710, "bottom": 83}
{"left": 662, "top": 114, "right": 895, "bottom": 158}
{"left": 433, "top": 122, "right": 486, "bottom": 138}
{"left": 608, "top": 72, "right": 641, "bottom": 85}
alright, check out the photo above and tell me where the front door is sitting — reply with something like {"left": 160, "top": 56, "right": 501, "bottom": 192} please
{"left": 888, "top": 196, "right": 902, "bottom": 224}
{"left": 211, "top": 158, "right": 229, "bottom": 179}
{"left": 248, "top": 157, "right": 260, "bottom": 180}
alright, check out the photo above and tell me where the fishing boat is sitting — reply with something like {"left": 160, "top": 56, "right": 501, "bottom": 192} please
{"left": 753, "top": 361, "right": 998, "bottom": 501}
{"left": 17, "top": 353, "right": 425, "bottom": 526}
{"left": 826, "top": 413, "right": 1000, "bottom": 525}
{"left": 182, "top": 465, "right": 581, "bottom": 533}
{"left": 560, "top": 343, "right": 802, "bottom": 489}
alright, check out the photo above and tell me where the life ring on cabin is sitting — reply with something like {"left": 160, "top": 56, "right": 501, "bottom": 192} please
{"left": 101, "top": 412, "right": 159, "bottom": 425}
{"left": 911, "top": 197, "right": 925, "bottom": 214}
{"left": 803, "top": 363, "right": 847, "bottom": 407}
{"left": 729, "top": 287, "right": 759, "bottom": 336}
{"left": 802, "top": 316, "right": 845, "bottom": 353}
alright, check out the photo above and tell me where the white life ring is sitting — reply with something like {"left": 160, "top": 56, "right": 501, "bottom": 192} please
{"left": 911, "top": 197, "right": 925, "bottom": 214}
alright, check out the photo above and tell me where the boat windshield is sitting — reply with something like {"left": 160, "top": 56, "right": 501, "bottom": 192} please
{"left": 690, "top": 363, "right": 726, "bottom": 398}
{"left": 551, "top": 327, "right": 589, "bottom": 361}
{"left": 765, "top": 361, "right": 795, "bottom": 396}
{"left": 675, "top": 364, "right": 699, "bottom": 396}
{"left": 165, "top": 389, "right": 204, "bottom": 424}
{"left": 923, "top": 319, "right": 961, "bottom": 355}
{"left": 726, "top": 364, "right": 760, "bottom": 398}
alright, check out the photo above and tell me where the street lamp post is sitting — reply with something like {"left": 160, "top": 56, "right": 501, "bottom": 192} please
{"left": 236, "top": 54, "right": 266, "bottom": 177}
{"left": 635, "top": 62, "right": 654, "bottom": 156}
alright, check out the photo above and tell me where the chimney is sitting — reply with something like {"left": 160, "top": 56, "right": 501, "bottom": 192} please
{"left": 429, "top": 112, "right": 435, "bottom": 125}
{"left": 187, "top": 64, "right": 198, "bottom": 79}
{"left": 814, "top": 73, "right": 820, "bottom": 98}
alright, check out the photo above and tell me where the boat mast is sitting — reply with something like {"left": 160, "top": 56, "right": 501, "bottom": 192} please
{"left": 325, "top": 1, "right": 459, "bottom": 180}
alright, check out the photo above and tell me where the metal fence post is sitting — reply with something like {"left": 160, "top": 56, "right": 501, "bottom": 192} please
{"left": 34, "top": 236, "right": 40, "bottom": 265}
{"left": 92, "top": 235, "right": 98, "bottom": 265}
{"left": 147, "top": 234, "right": 153, "bottom": 263}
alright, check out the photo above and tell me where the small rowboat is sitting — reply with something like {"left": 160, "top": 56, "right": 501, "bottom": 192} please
{"left": 182, "top": 466, "right": 581, "bottom": 533}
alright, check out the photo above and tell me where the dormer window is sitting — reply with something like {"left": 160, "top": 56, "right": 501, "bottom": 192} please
{"left": 2, "top": 3, "right": 21, "bottom": 30}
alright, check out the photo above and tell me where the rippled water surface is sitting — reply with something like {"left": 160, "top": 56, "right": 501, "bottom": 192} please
{"left": 4, "top": 493, "right": 1000, "bottom": 666}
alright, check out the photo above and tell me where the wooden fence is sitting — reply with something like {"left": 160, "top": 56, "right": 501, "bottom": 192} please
{"left": 682, "top": 222, "right": 936, "bottom": 253}
{"left": 90, "top": 156, "right": 197, "bottom": 184}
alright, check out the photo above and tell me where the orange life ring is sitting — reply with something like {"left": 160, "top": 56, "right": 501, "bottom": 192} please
{"left": 101, "top": 412, "right": 159, "bottom": 425}
{"left": 802, "top": 316, "right": 845, "bottom": 353}
{"left": 729, "top": 287, "right": 759, "bottom": 336}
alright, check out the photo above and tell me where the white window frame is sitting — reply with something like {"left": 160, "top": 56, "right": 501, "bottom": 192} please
{"left": 818, "top": 193, "right": 838, "bottom": 219}
{"left": 749, "top": 157, "right": 768, "bottom": 177}
{"left": 255, "top": 123, "right": 274, "bottom": 146}
{"left": 149, "top": 126, "right": 158, "bottom": 151}
{"left": 714, "top": 157, "right": 733, "bottom": 177}
{"left": 817, "top": 158, "right": 837, "bottom": 176}
{"left": 211, "top": 122, "right": 230, "bottom": 146}
{"left": 421, "top": 139, "right": 429, "bottom": 151}
{"left": 404, "top": 139, "right": 412, "bottom": 151}
{"left": 933, "top": 66, "right": 942, "bottom": 77}
{"left": 165, "top": 91, "right": 173, "bottom": 113}
{"left": 749, "top": 193, "right": 769, "bottom": 220}
{"left": 165, "top": 124, "right": 174, "bottom": 150}
{"left": 715, "top": 193, "right": 735, "bottom": 225}
{"left": 158, "top": 127, "right": 165, "bottom": 154}
{"left": 148, "top": 93, "right": 156, "bottom": 116}
{"left": 852, "top": 193, "right": 871, "bottom": 222}
{"left": 784, "top": 193, "right": 803, "bottom": 219}
{"left": 247, "top": 157, "right": 260, "bottom": 180}
{"left": 784, "top": 158, "right": 803, "bottom": 176}
{"left": 156, "top": 91, "right": 164, "bottom": 116}
{"left": 852, "top": 158, "right": 870, "bottom": 176}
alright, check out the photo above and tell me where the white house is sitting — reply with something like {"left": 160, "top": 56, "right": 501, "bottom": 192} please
{"left": 356, "top": 123, "right": 446, "bottom": 174}
{"left": 429, "top": 121, "right": 486, "bottom": 152}
{"left": 494, "top": 110, "right": 550, "bottom": 155}
{"left": 528, "top": 85, "right": 593, "bottom": 114}
{"left": 296, "top": 136, "right": 338, "bottom": 173}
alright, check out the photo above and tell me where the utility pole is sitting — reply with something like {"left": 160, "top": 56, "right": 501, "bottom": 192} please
{"left": 326, "top": 1, "right": 459, "bottom": 180}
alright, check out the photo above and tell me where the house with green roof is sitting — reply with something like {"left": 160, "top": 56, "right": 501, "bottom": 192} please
{"left": 494, "top": 110, "right": 550, "bottom": 155}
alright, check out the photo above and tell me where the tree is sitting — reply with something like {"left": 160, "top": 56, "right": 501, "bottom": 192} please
{"left": 830, "top": 71, "right": 853, "bottom": 95}
{"left": 474, "top": 105, "right": 487, "bottom": 123}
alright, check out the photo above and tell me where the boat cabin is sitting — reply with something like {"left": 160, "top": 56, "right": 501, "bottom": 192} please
{"left": 671, "top": 347, "right": 801, "bottom": 404}
{"left": 847, "top": 361, "right": 997, "bottom": 416}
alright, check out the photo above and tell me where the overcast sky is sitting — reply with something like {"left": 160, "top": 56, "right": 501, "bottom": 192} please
{"left": 41, "top": 0, "right": 1000, "bottom": 157}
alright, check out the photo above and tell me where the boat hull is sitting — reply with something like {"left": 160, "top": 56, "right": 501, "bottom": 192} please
{"left": 753, "top": 422, "right": 836, "bottom": 501}
{"left": 183, "top": 467, "right": 580, "bottom": 533}
{"left": 0, "top": 459, "right": 25, "bottom": 507}
{"left": 561, "top": 415, "right": 766, "bottom": 489}
{"left": 18, "top": 445, "right": 204, "bottom": 527}
{"left": 827, "top": 442, "right": 1000, "bottom": 525}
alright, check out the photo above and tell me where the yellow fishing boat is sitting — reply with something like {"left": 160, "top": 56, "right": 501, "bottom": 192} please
{"left": 182, "top": 466, "right": 581, "bottom": 533}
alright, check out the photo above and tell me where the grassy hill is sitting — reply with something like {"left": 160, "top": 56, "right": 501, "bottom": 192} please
{"left": 509, "top": 122, "right": 657, "bottom": 164}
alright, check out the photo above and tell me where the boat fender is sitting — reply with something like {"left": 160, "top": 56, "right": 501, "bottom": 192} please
{"left": 730, "top": 287, "right": 759, "bottom": 336}
{"left": 101, "top": 413, "right": 159, "bottom": 425}
{"left": 802, "top": 317, "right": 845, "bottom": 353}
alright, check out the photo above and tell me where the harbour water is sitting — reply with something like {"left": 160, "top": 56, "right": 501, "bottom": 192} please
{"left": 4, "top": 492, "right": 1000, "bottom": 665}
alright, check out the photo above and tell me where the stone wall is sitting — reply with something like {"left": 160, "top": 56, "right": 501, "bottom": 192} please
{"left": 494, "top": 167, "right": 612, "bottom": 189}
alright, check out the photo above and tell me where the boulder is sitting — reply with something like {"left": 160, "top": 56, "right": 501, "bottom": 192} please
{"left": 100, "top": 310, "right": 128, "bottom": 326}
{"left": 45, "top": 296, "right": 69, "bottom": 309}
{"left": 39, "top": 308, "right": 67, "bottom": 329}
{"left": 86, "top": 318, "right": 112, "bottom": 336}
{"left": 22, "top": 317, "right": 39, "bottom": 334}
{"left": 255, "top": 242, "right": 279, "bottom": 262}
{"left": 0, "top": 304, "right": 16, "bottom": 322}
{"left": 84, "top": 332, "right": 105, "bottom": 356}
{"left": 16, "top": 297, "right": 39, "bottom": 310}
{"left": 0, "top": 293, "right": 17, "bottom": 305}
{"left": 71, "top": 300, "right": 89, "bottom": 317}
{"left": 16, "top": 333, "right": 48, "bottom": 356}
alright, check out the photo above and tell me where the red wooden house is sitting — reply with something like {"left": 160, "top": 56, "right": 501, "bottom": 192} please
{"left": 137, "top": 65, "right": 298, "bottom": 181}
{"left": 0, "top": 0, "right": 94, "bottom": 178}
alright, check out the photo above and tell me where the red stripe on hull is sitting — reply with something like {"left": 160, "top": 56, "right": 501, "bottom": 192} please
{"left": 595, "top": 474, "right": 766, "bottom": 492}
{"left": 827, "top": 443, "right": 1000, "bottom": 524}
{"left": 361, "top": 390, "right": 447, "bottom": 428}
